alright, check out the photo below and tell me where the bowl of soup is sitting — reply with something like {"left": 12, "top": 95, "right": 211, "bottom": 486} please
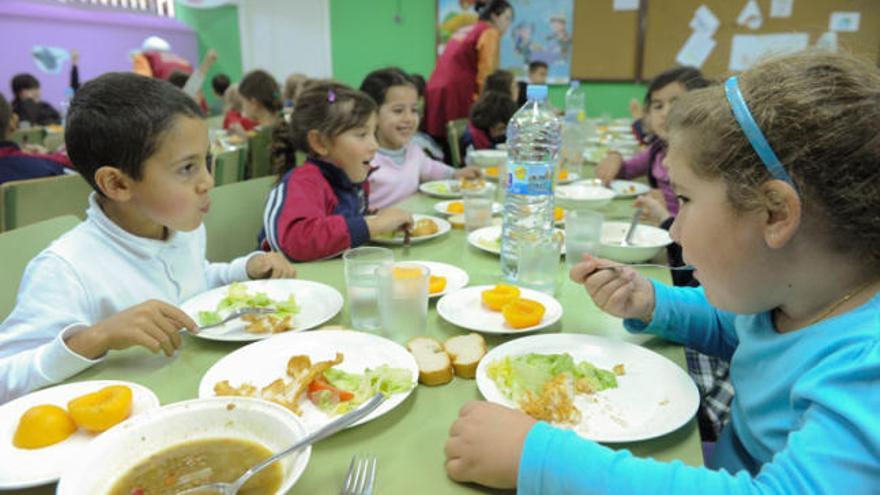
{"left": 468, "top": 149, "right": 507, "bottom": 168}
{"left": 56, "top": 397, "right": 309, "bottom": 495}
{"left": 555, "top": 183, "right": 616, "bottom": 210}
{"left": 598, "top": 221, "right": 673, "bottom": 263}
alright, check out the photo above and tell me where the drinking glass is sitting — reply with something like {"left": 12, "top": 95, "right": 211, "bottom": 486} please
{"left": 343, "top": 247, "right": 394, "bottom": 331}
{"left": 376, "top": 263, "right": 429, "bottom": 343}
{"left": 462, "top": 185, "right": 494, "bottom": 232}
{"left": 564, "top": 209, "right": 603, "bottom": 269}
{"left": 517, "top": 236, "right": 563, "bottom": 294}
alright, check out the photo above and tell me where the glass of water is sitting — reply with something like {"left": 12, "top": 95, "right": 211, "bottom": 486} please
{"left": 517, "top": 235, "right": 563, "bottom": 294}
{"left": 376, "top": 262, "right": 429, "bottom": 343}
{"left": 564, "top": 209, "right": 604, "bottom": 269}
{"left": 343, "top": 247, "right": 394, "bottom": 331}
{"left": 462, "top": 184, "right": 494, "bottom": 231}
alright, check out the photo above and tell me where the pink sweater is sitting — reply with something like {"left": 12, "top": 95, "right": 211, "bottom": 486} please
{"left": 618, "top": 144, "right": 678, "bottom": 216}
{"left": 368, "top": 141, "right": 455, "bottom": 208}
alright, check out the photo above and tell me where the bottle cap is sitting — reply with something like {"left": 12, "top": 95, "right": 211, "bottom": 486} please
{"left": 570, "top": 80, "right": 580, "bottom": 89}
{"left": 526, "top": 84, "right": 548, "bottom": 101}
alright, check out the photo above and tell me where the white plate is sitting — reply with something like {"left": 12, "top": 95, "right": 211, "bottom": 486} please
{"left": 181, "top": 280, "right": 344, "bottom": 342}
{"left": 409, "top": 260, "right": 470, "bottom": 298}
{"left": 0, "top": 380, "right": 160, "bottom": 489}
{"left": 198, "top": 330, "right": 418, "bottom": 433}
{"left": 476, "top": 333, "right": 699, "bottom": 443}
{"left": 419, "top": 180, "right": 495, "bottom": 199}
{"left": 371, "top": 214, "right": 451, "bottom": 245}
{"left": 433, "top": 200, "right": 502, "bottom": 217}
{"left": 556, "top": 172, "right": 581, "bottom": 185}
{"left": 610, "top": 180, "right": 651, "bottom": 198}
{"left": 436, "top": 285, "right": 563, "bottom": 335}
{"left": 466, "top": 225, "right": 565, "bottom": 256}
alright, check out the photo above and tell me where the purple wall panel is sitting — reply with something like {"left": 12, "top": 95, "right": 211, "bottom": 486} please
{"left": 0, "top": 1, "right": 197, "bottom": 110}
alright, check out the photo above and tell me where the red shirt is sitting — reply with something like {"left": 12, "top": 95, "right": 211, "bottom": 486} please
{"left": 223, "top": 110, "right": 258, "bottom": 132}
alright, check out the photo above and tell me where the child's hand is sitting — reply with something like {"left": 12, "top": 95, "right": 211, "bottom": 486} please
{"left": 595, "top": 151, "right": 623, "bottom": 185}
{"left": 634, "top": 194, "right": 669, "bottom": 225}
{"left": 66, "top": 300, "right": 197, "bottom": 360}
{"left": 366, "top": 208, "right": 413, "bottom": 237}
{"left": 569, "top": 254, "right": 655, "bottom": 322}
{"left": 453, "top": 167, "right": 481, "bottom": 180}
{"left": 246, "top": 252, "right": 296, "bottom": 279}
{"left": 445, "top": 401, "right": 536, "bottom": 489}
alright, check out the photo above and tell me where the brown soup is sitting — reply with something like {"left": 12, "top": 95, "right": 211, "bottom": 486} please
{"left": 108, "top": 437, "right": 283, "bottom": 495}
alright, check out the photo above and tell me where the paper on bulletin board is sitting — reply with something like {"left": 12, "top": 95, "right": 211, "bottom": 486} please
{"left": 816, "top": 31, "right": 838, "bottom": 51}
{"left": 729, "top": 33, "right": 809, "bottom": 71}
{"left": 829, "top": 12, "right": 860, "bottom": 32}
{"left": 676, "top": 31, "right": 716, "bottom": 68}
{"left": 689, "top": 5, "right": 720, "bottom": 36}
{"left": 613, "top": 0, "right": 639, "bottom": 11}
{"left": 737, "top": 0, "right": 763, "bottom": 30}
{"left": 770, "top": 0, "right": 793, "bottom": 18}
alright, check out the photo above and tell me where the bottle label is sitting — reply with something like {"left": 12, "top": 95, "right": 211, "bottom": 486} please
{"left": 507, "top": 163, "right": 553, "bottom": 195}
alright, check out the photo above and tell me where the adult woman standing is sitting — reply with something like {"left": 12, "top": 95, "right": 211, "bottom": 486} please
{"left": 424, "top": 0, "right": 513, "bottom": 143}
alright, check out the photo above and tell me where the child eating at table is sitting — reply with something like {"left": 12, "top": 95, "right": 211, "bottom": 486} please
{"left": 262, "top": 81, "right": 412, "bottom": 261}
{"left": 0, "top": 73, "right": 294, "bottom": 404}
{"left": 0, "top": 92, "right": 71, "bottom": 185}
{"left": 595, "top": 66, "right": 710, "bottom": 216}
{"left": 359, "top": 67, "right": 480, "bottom": 209}
{"left": 444, "top": 50, "right": 880, "bottom": 493}
{"left": 460, "top": 90, "right": 517, "bottom": 160}
{"left": 238, "top": 69, "right": 283, "bottom": 129}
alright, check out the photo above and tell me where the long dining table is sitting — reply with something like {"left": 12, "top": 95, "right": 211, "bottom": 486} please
{"left": 13, "top": 181, "right": 703, "bottom": 495}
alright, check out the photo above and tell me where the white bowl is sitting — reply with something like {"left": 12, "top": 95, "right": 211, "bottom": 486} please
{"left": 469, "top": 149, "right": 507, "bottom": 167}
{"left": 56, "top": 397, "right": 310, "bottom": 495}
{"left": 598, "top": 221, "right": 673, "bottom": 263}
{"left": 555, "top": 183, "right": 616, "bottom": 210}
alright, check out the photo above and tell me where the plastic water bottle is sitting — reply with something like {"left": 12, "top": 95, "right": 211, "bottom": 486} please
{"left": 500, "top": 84, "right": 562, "bottom": 281}
{"left": 561, "top": 80, "right": 588, "bottom": 173}
{"left": 59, "top": 87, "right": 74, "bottom": 126}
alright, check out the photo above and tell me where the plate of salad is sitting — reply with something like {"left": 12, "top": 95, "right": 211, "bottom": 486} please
{"left": 198, "top": 330, "right": 418, "bottom": 433}
{"left": 476, "top": 333, "right": 699, "bottom": 442}
{"left": 180, "top": 280, "right": 343, "bottom": 342}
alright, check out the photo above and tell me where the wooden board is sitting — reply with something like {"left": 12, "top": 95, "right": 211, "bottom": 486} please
{"left": 571, "top": 0, "right": 642, "bottom": 80}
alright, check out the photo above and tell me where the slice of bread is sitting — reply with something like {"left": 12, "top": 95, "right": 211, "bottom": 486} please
{"left": 406, "top": 337, "right": 453, "bottom": 386}
{"left": 444, "top": 333, "right": 487, "bottom": 379}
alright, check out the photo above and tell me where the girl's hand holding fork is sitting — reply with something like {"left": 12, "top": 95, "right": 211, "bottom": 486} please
{"left": 569, "top": 254, "right": 656, "bottom": 323}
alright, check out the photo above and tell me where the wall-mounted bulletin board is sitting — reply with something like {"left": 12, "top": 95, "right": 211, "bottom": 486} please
{"left": 640, "top": 0, "right": 880, "bottom": 80}
{"left": 570, "top": 0, "right": 642, "bottom": 80}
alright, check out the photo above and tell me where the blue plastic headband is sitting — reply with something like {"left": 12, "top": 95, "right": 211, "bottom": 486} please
{"left": 724, "top": 76, "right": 796, "bottom": 188}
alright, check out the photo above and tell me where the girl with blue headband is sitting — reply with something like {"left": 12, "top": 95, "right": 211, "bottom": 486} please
{"left": 444, "top": 50, "right": 880, "bottom": 493}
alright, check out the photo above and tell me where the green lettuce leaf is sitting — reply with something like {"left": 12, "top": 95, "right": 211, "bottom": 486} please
{"left": 487, "top": 353, "right": 617, "bottom": 403}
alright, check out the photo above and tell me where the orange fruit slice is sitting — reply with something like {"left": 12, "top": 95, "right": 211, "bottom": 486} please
{"left": 558, "top": 169, "right": 569, "bottom": 180}
{"left": 502, "top": 298, "right": 546, "bottom": 329}
{"left": 481, "top": 284, "right": 521, "bottom": 311}
{"left": 13, "top": 404, "right": 77, "bottom": 449}
{"left": 392, "top": 266, "right": 424, "bottom": 280}
{"left": 554, "top": 207, "right": 564, "bottom": 222}
{"left": 429, "top": 275, "right": 447, "bottom": 294}
{"left": 446, "top": 201, "right": 465, "bottom": 214}
{"left": 67, "top": 385, "right": 133, "bottom": 433}
{"left": 485, "top": 166, "right": 499, "bottom": 177}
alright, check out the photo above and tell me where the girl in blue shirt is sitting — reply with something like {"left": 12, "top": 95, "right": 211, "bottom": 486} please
{"left": 444, "top": 50, "right": 880, "bottom": 494}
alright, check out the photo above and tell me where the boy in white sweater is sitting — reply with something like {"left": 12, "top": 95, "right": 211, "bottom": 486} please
{"left": 0, "top": 73, "right": 294, "bottom": 403}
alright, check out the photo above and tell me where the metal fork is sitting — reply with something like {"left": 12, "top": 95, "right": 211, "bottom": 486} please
{"left": 198, "top": 307, "right": 276, "bottom": 330}
{"left": 596, "top": 263, "right": 694, "bottom": 271}
{"left": 340, "top": 454, "right": 377, "bottom": 495}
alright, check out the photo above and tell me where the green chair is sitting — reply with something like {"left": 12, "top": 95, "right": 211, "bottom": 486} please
{"left": 43, "top": 132, "right": 65, "bottom": 152}
{"left": 205, "top": 114, "right": 224, "bottom": 130}
{"left": 246, "top": 126, "right": 274, "bottom": 179}
{"left": 0, "top": 215, "right": 80, "bottom": 318}
{"left": 203, "top": 176, "right": 275, "bottom": 262}
{"left": 212, "top": 148, "right": 243, "bottom": 187}
{"left": 10, "top": 127, "right": 47, "bottom": 147}
{"left": 0, "top": 174, "right": 92, "bottom": 232}
{"left": 446, "top": 118, "right": 468, "bottom": 168}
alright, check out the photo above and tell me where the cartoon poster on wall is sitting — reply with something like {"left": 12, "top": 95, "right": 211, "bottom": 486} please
{"left": 436, "top": 0, "right": 574, "bottom": 83}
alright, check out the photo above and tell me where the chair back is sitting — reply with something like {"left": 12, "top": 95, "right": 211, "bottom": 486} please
{"left": 212, "top": 148, "right": 243, "bottom": 187}
{"left": 246, "top": 126, "right": 274, "bottom": 179}
{"left": 0, "top": 215, "right": 80, "bottom": 318}
{"left": 10, "top": 127, "right": 47, "bottom": 147}
{"left": 446, "top": 118, "right": 468, "bottom": 168}
{"left": 203, "top": 176, "right": 275, "bottom": 262}
{"left": 0, "top": 174, "right": 92, "bottom": 232}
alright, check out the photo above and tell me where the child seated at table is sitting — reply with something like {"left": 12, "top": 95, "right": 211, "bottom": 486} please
{"left": 238, "top": 69, "right": 282, "bottom": 129}
{"left": 0, "top": 92, "right": 71, "bottom": 185}
{"left": 595, "top": 66, "right": 710, "bottom": 217}
{"left": 460, "top": 90, "right": 517, "bottom": 161}
{"left": 445, "top": 50, "right": 880, "bottom": 494}
{"left": 483, "top": 69, "right": 519, "bottom": 102}
{"left": 0, "top": 73, "right": 294, "bottom": 404}
{"left": 222, "top": 83, "right": 257, "bottom": 133}
{"left": 262, "top": 81, "right": 412, "bottom": 261}
{"left": 359, "top": 67, "right": 480, "bottom": 209}
{"left": 10, "top": 73, "right": 61, "bottom": 127}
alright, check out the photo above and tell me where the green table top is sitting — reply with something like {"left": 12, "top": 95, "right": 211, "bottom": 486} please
{"left": 13, "top": 186, "right": 702, "bottom": 495}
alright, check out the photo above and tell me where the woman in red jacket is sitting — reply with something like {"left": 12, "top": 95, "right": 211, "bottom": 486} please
{"left": 424, "top": 0, "right": 513, "bottom": 143}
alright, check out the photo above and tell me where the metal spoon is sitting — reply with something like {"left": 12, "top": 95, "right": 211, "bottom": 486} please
{"left": 620, "top": 207, "right": 642, "bottom": 247}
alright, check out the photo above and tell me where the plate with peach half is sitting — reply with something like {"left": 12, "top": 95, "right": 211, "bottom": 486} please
{"left": 405, "top": 261, "right": 469, "bottom": 299}
{"left": 0, "top": 380, "right": 159, "bottom": 489}
{"left": 433, "top": 200, "right": 502, "bottom": 217}
{"left": 436, "top": 284, "right": 563, "bottom": 335}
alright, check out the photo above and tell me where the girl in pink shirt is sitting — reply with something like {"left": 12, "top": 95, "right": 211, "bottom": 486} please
{"left": 360, "top": 67, "right": 480, "bottom": 209}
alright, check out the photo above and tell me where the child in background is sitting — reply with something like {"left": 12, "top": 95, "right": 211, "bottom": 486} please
{"left": 282, "top": 73, "right": 308, "bottom": 110}
{"left": 222, "top": 84, "right": 257, "bottom": 133}
{"left": 0, "top": 92, "right": 71, "bottom": 185}
{"left": 10, "top": 73, "right": 61, "bottom": 127}
{"left": 238, "top": 69, "right": 282, "bottom": 128}
{"left": 517, "top": 60, "right": 548, "bottom": 106}
{"left": 595, "top": 66, "right": 709, "bottom": 217}
{"left": 445, "top": 50, "right": 880, "bottom": 493}
{"left": 0, "top": 73, "right": 294, "bottom": 403}
{"left": 360, "top": 67, "right": 480, "bottom": 209}
{"left": 262, "top": 81, "right": 412, "bottom": 261}
{"left": 460, "top": 90, "right": 517, "bottom": 160}
{"left": 484, "top": 69, "right": 519, "bottom": 102}
{"left": 210, "top": 73, "right": 231, "bottom": 115}
{"left": 409, "top": 73, "right": 445, "bottom": 161}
